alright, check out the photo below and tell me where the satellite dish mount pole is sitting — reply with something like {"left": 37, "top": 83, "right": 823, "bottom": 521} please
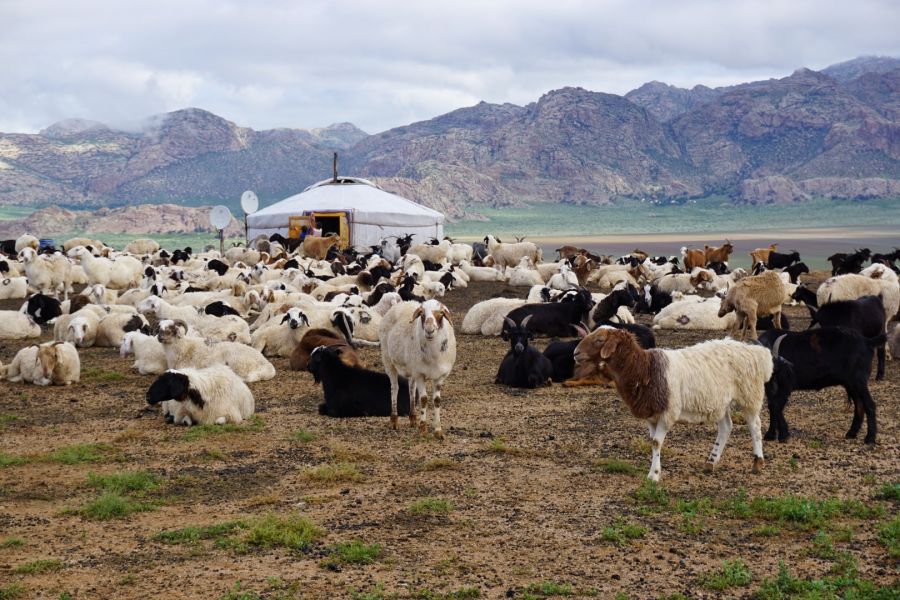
{"left": 333, "top": 152, "right": 338, "bottom": 183}
{"left": 219, "top": 228, "right": 225, "bottom": 256}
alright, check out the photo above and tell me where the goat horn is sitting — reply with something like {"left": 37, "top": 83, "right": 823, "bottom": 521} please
{"left": 503, "top": 317, "right": 516, "bottom": 329}
{"left": 521, "top": 314, "right": 533, "bottom": 328}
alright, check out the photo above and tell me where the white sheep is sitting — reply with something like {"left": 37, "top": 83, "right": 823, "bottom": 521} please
{"left": 407, "top": 240, "right": 451, "bottom": 264}
{"left": 19, "top": 248, "right": 72, "bottom": 299}
{"left": 121, "top": 331, "right": 169, "bottom": 374}
{"left": 3, "top": 341, "right": 80, "bottom": 386}
{"left": 54, "top": 309, "right": 101, "bottom": 347}
{"left": 652, "top": 296, "right": 737, "bottom": 331}
{"left": 817, "top": 263, "right": 900, "bottom": 329}
{"left": 95, "top": 313, "right": 148, "bottom": 347}
{"left": 574, "top": 328, "right": 772, "bottom": 481}
{"left": 157, "top": 319, "right": 275, "bottom": 382}
{"left": 380, "top": 299, "right": 457, "bottom": 437}
{"left": 446, "top": 242, "right": 473, "bottom": 265}
{"left": 146, "top": 365, "right": 255, "bottom": 425}
{"left": 546, "top": 263, "right": 578, "bottom": 290}
{"left": 124, "top": 238, "right": 161, "bottom": 255}
{"left": 14, "top": 234, "right": 39, "bottom": 253}
{"left": 461, "top": 298, "right": 527, "bottom": 335}
{"left": 0, "top": 277, "right": 28, "bottom": 300}
{"left": 251, "top": 308, "right": 309, "bottom": 357}
{"left": 0, "top": 310, "right": 42, "bottom": 339}
{"left": 68, "top": 246, "right": 142, "bottom": 290}
{"left": 508, "top": 257, "right": 545, "bottom": 287}
{"left": 484, "top": 235, "right": 542, "bottom": 273}
{"left": 459, "top": 260, "right": 506, "bottom": 282}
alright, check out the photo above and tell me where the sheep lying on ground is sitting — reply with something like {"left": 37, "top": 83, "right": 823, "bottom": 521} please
{"left": 575, "top": 328, "right": 772, "bottom": 481}
{"left": 508, "top": 257, "right": 545, "bottom": 287}
{"left": 146, "top": 365, "right": 255, "bottom": 425}
{"left": 0, "top": 310, "right": 41, "bottom": 339}
{"left": 95, "top": 313, "right": 148, "bottom": 347}
{"left": 251, "top": 307, "right": 310, "bottom": 357}
{"left": 157, "top": 319, "right": 275, "bottom": 382}
{"left": 15, "top": 234, "right": 39, "bottom": 253}
{"left": 23, "top": 293, "right": 62, "bottom": 325}
{"left": 461, "top": 298, "right": 527, "bottom": 335}
{"left": 380, "top": 300, "right": 457, "bottom": 436}
{"left": 717, "top": 270, "right": 785, "bottom": 340}
{"left": 2, "top": 341, "right": 80, "bottom": 386}
{"left": 54, "top": 309, "right": 101, "bottom": 347}
{"left": 124, "top": 238, "right": 161, "bottom": 255}
{"left": 120, "top": 331, "right": 168, "bottom": 375}
{"left": 0, "top": 277, "right": 27, "bottom": 300}
{"left": 308, "top": 345, "right": 411, "bottom": 417}
{"left": 458, "top": 260, "right": 506, "bottom": 282}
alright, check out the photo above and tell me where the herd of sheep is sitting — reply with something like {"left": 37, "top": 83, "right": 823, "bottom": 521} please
{"left": 1, "top": 231, "right": 898, "bottom": 481}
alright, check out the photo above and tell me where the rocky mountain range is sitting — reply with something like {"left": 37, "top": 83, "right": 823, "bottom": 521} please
{"left": 1, "top": 55, "right": 898, "bottom": 220}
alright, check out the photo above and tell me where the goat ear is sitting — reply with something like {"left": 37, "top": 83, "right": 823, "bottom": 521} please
{"left": 440, "top": 307, "right": 452, "bottom": 325}
{"left": 186, "top": 386, "right": 205, "bottom": 408}
{"left": 600, "top": 335, "right": 619, "bottom": 359}
{"left": 410, "top": 306, "right": 424, "bottom": 323}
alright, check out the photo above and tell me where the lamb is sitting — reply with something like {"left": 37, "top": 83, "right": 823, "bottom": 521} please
{"left": 484, "top": 235, "right": 541, "bottom": 273}
{"left": 0, "top": 310, "right": 42, "bottom": 339}
{"left": 120, "top": 331, "right": 168, "bottom": 375}
{"left": 290, "top": 327, "right": 362, "bottom": 371}
{"left": 807, "top": 295, "right": 887, "bottom": 380}
{"left": 495, "top": 316, "right": 553, "bottom": 388}
{"left": 68, "top": 246, "right": 141, "bottom": 289}
{"left": 95, "top": 313, "right": 149, "bottom": 348}
{"left": 0, "top": 277, "right": 27, "bottom": 300}
{"left": 3, "top": 341, "right": 80, "bottom": 386}
{"left": 461, "top": 297, "right": 527, "bottom": 336}
{"left": 759, "top": 327, "right": 883, "bottom": 444}
{"left": 19, "top": 248, "right": 72, "bottom": 299}
{"left": 574, "top": 327, "right": 772, "bottom": 481}
{"left": 652, "top": 297, "right": 736, "bottom": 331}
{"left": 251, "top": 307, "right": 310, "bottom": 357}
{"left": 157, "top": 319, "right": 276, "bottom": 382}
{"left": 307, "top": 345, "right": 410, "bottom": 417}
{"left": 146, "top": 365, "right": 255, "bottom": 425}
{"left": 717, "top": 270, "right": 785, "bottom": 340}
{"left": 380, "top": 299, "right": 457, "bottom": 436}
{"left": 816, "top": 263, "right": 899, "bottom": 330}
{"left": 125, "top": 238, "right": 161, "bottom": 255}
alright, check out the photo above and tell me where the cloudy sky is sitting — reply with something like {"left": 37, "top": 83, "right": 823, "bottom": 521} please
{"left": 2, "top": 0, "right": 898, "bottom": 134}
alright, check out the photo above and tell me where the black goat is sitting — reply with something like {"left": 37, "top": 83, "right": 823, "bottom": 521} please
{"left": 767, "top": 250, "right": 801, "bottom": 269}
{"left": 505, "top": 288, "right": 593, "bottom": 337}
{"left": 759, "top": 327, "right": 884, "bottom": 444}
{"left": 25, "top": 293, "right": 62, "bottom": 325}
{"left": 308, "top": 345, "right": 411, "bottom": 417}
{"left": 782, "top": 262, "right": 809, "bottom": 284}
{"left": 495, "top": 316, "right": 554, "bottom": 388}
{"left": 543, "top": 323, "right": 655, "bottom": 383}
{"left": 871, "top": 248, "right": 900, "bottom": 268}
{"left": 706, "top": 261, "right": 730, "bottom": 275}
{"left": 808, "top": 295, "right": 887, "bottom": 380}
{"left": 0, "top": 240, "right": 16, "bottom": 256}
{"left": 283, "top": 258, "right": 300, "bottom": 270}
{"left": 831, "top": 248, "right": 870, "bottom": 275}
{"left": 422, "top": 259, "right": 443, "bottom": 272}
{"left": 757, "top": 313, "right": 790, "bottom": 331}
{"left": 204, "top": 300, "right": 240, "bottom": 317}
{"left": 364, "top": 282, "right": 397, "bottom": 307}
{"left": 396, "top": 233, "right": 414, "bottom": 256}
{"left": 634, "top": 284, "right": 673, "bottom": 315}
{"left": 591, "top": 285, "right": 635, "bottom": 324}
{"left": 206, "top": 259, "right": 229, "bottom": 276}
{"left": 790, "top": 285, "right": 818, "bottom": 307}
{"left": 397, "top": 276, "right": 424, "bottom": 303}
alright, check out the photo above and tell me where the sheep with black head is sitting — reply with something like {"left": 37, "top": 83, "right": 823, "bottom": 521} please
{"left": 146, "top": 365, "right": 255, "bottom": 425}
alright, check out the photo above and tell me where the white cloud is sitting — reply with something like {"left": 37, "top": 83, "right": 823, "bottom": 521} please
{"left": 0, "top": 0, "right": 897, "bottom": 133}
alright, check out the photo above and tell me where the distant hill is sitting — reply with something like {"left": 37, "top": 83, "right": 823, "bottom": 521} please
{"left": 0, "top": 55, "right": 898, "bottom": 217}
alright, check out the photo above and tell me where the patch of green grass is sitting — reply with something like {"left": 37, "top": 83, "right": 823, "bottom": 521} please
{"left": 745, "top": 495, "right": 882, "bottom": 529}
{"left": 753, "top": 524, "right": 781, "bottom": 537}
{"left": 595, "top": 458, "right": 640, "bottom": 476}
{"left": 878, "top": 516, "right": 900, "bottom": 558}
{"left": 419, "top": 458, "right": 460, "bottom": 471}
{"left": 0, "top": 414, "right": 18, "bottom": 429}
{"left": 87, "top": 470, "right": 160, "bottom": 495}
{"left": 1, "top": 537, "right": 24, "bottom": 549}
{"left": 675, "top": 497, "right": 715, "bottom": 535}
{"left": 12, "top": 558, "right": 62, "bottom": 574}
{"left": 522, "top": 581, "right": 573, "bottom": 597}
{"left": 409, "top": 497, "right": 453, "bottom": 515}
{"left": 81, "top": 367, "right": 124, "bottom": 382}
{"left": 76, "top": 492, "right": 154, "bottom": 520}
{"left": 788, "top": 456, "right": 799, "bottom": 471}
{"left": 46, "top": 443, "right": 114, "bottom": 465}
{"left": 0, "top": 584, "right": 25, "bottom": 600}
{"left": 633, "top": 480, "right": 669, "bottom": 511}
{"left": 202, "top": 448, "right": 229, "bottom": 461}
{"left": 59, "top": 594, "right": 73, "bottom": 600}
{"left": 290, "top": 428, "right": 317, "bottom": 443}
{"left": 876, "top": 482, "right": 900, "bottom": 502}
{"left": 699, "top": 559, "right": 751, "bottom": 591}
{"left": 322, "top": 540, "right": 382, "bottom": 569}
{"left": 303, "top": 462, "right": 363, "bottom": 483}
{"left": 411, "top": 589, "right": 481, "bottom": 599}
{"left": 809, "top": 530, "right": 837, "bottom": 559}
{"left": 601, "top": 520, "right": 647, "bottom": 545}
{"left": 243, "top": 513, "right": 323, "bottom": 553}
{"left": 757, "top": 559, "right": 900, "bottom": 599}
{"left": 351, "top": 583, "right": 396, "bottom": 600}
{"left": 484, "top": 437, "right": 522, "bottom": 455}
{"left": 154, "top": 521, "right": 247, "bottom": 545}
{"left": 183, "top": 415, "right": 265, "bottom": 441}
{"left": 220, "top": 582, "right": 262, "bottom": 600}
{"left": 0, "top": 452, "right": 28, "bottom": 467}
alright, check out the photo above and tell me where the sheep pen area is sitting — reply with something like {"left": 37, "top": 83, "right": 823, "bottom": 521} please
{"left": 1, "top": 280, "right": 898, "bottom": 600}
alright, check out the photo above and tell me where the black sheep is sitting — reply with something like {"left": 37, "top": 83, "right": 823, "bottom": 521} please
{"left": 495, "top": 316, "right": 554, "bottom": 388}
{"left": 543, "top": 323, "right": 655, "bottom": 383}
{"left": 204, "top": 300, "right": 241, "bottom": 317}
{"left": 25, "top": 293, "right": 62, "bottom": 325}
{"left": 766, "top": 250, "right": 801, "bottom": 269}
{"left": 591, "top": 285, "right": 635, "bottom": 324}
{"left": 505, "top": 288, "right": 593, "bottom": 337}
{"left": 808, "top": 295, "right": 887, "bottom": 380}
{"left": 206, "top": 259, "right": 229, "bottom": 276}
{"left": 759, "top": 327, "right": 884, "bottom": 444}
{"left": 308, "top": 345, "right": 411, "bottom": 417}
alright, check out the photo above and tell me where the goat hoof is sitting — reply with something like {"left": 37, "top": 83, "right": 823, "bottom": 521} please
{"left": 845, "top": 431, "right": 858, "bottom": 439}
{"left": 418, "top": 422, "right": 428, "bottom": 434}
{"left": 763, "top": 431, "right": 776, "bottom": 441}
{"left": 433, "top": 429, "right": 444, "bottom": 440}
{"left": 778, "top": 434, "right": 790, "bottom": 443}
{"left": 752, "top": 457, "right": 765, "bottom": 473}
{"left": 864, "top": 436, "right": 876, "bottom": 445}
{"left": 703, "top": 462, "right": 715, "bottom": 473}
{"left": 390, "top": 415, "right": 399, "bottom": 430}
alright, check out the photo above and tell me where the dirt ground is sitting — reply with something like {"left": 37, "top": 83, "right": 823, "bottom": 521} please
{"left": 0, "top": 276, "right": 897, "bottom": 599}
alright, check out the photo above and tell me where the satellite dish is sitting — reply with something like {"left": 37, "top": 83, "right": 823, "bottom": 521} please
{"left": 209, "top": 205, "right": 232, "bottom": 230}
{"left": 240, "top": 190, "right": 259, "bottom": 214}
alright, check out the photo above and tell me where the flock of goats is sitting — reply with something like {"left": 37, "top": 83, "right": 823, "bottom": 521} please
{"left": 0, "top": 232, "right": 897, "bottom": 481}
